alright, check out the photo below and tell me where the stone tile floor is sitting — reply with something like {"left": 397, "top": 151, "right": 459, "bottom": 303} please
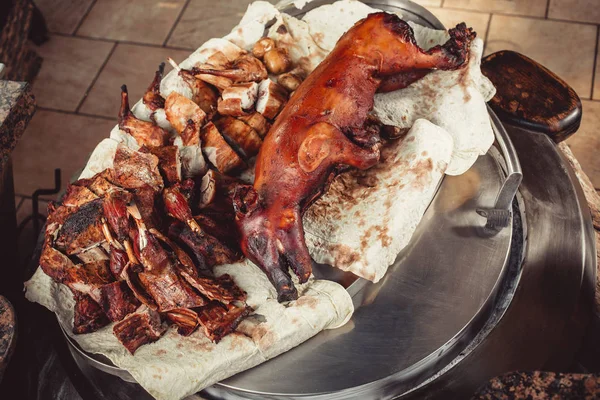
{"left": 14, "top": 0, "right": 600, "bottom": 258}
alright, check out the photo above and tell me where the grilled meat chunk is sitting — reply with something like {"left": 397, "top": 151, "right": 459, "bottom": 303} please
{"left": 113, "top": 307, "right": 167, "bottom": 354}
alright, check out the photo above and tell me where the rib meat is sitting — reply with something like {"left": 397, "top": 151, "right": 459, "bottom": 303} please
{"left": 235, "top": 13, "right": 475, "bottom": 301}
{"left": 113, "top": 307, "right": 167, "bottom": 354}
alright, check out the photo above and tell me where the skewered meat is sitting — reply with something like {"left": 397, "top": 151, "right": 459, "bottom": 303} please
{"left": 113, "top": 307, "right": 167, "bottom": 354}
{"left": 143, "top": 63, "right": 166, "bottom": 113}
{"left": 113, "top": 145, "right": 164, "bottom": 192}
{"left": 235, "top": 13, "right": 475, "bottom": 301}
{"left": 119, "top": 85, "right": 169, "bottom": 147}
{"left": 73, "top": 293, "right": 110, "bottom": 334}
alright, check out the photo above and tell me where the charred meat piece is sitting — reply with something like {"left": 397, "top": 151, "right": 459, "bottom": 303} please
{"left": 193, "top": 54, "right": 267, "bottom": 84}
{"left": 163, "top": 185, "right": 202, "bottom": 234}
{"left": 168, "top": 221, "right": 241, "bottom": 268}
{"left": 256, "top": 79, "right": 288, "bottom": 120}
{"left": 113, "top": 307, "right": 167, "bottom": 354}
{"left": 119, "top": 85, "right": 169, "bottom": 147}
{"left": 168, "top": 58, "right": 218, "bottom": 118}
{"left": 84, "top": 170, "right": 122, "bottom": 197}
{"left": 62, "top": 185, "right": 98, "bottom": 208}
{"left": 196, "top": 302, "right": 251, "bottom": 343}
{"left": 109, "top": 246, "right": 128, "bottom": 279}
{"left": 143, "top": 63, "right": 166, "bottom": 113}
{"left": 102, "top": 189, "right": 132, "bottom": 242}
{"left": 150, "top": 228, "right": 203, "bottom": 279}
{"left": 193, "top": 214, "right": 240, "bottom": 253}
{"left": 164, "top": 91, "right": 206, "bottom": 145}
{"left": 180, "top": 273, "right": 246, "bottom": 304}
{"left": 76, "top": 246, "right": 109, "bottom": 264}
{"left": 132, "top": 185, "right": 159, "bottom": 229}
{"left": 81, "top": 260, "right": 114, "bottom": 285}
{"left": 73, "top": 293, "right": 110, "bottom": 334}
{"left": 217, "top": 83, "right": 259, "bottom": 117}
{"left": 237, "top": 112, "right": 270, "bottom": 138}
{"left": 200, "top": 122, "right": 246, "bottom": 175}
{"left": 55, "top": 199, "right": 105, "bottom": 255}
{"left": 165, "top": 308, "right": 200, "bottom": 336}
{"left": 141, "top": 145, "right": 182, "bottom": 186}
{"left": 138, "top": 269, "right": 207, "bottom": 312}
{"left": 113, "top": 145, "right": 164, "bottom": 192}
{"left": 236, "top": 14, "right": 475, "bottom": 301}
{"left": 214, "top": 116, "right": 262, "bottom": 158}
{"left": 98, "top": 280, "right": 140, "bottom": 322}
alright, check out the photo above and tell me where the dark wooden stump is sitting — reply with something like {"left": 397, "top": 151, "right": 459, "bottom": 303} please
{"left": 0, "top": 296, "right": 16, "bottom": 383}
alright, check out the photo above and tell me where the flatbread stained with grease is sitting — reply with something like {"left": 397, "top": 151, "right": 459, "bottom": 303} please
{"left": 304, "top": 119, "right": 454, "bottom": 282}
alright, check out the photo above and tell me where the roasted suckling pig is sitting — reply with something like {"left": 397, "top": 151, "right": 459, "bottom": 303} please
{"left": 234, "top": 13, "right": 475, "bottom": 301}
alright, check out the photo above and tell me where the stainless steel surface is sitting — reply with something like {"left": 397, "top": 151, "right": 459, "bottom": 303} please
{"left": 476, "top": 109, "right": 523, "bottom": 231}
{"left": 402, "top": 126, "right": 596, "bottom": 400}
{"left": 57, "top": 2, "right": 595, "bottom": 400}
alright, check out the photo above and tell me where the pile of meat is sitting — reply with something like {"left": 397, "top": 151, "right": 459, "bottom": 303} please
{"left": 39, "top": 37, "right": 302, "bottom": 354}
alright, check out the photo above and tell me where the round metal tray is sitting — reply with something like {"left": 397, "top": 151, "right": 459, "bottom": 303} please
{"left": 60, "top": 2, "right": 525, "bottom": 399}
{"left": 58, "top": 1, "right": 595, "bottom": 400}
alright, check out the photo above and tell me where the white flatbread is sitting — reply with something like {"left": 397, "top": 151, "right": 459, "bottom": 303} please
{"left": 304, "top": 119, "right": 453, "bottom": 282}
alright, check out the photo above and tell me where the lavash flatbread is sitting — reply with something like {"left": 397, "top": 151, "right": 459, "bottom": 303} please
{"left": 25, "top": 1, "right": 495, "bottom": 398}
{"left": 304, "top": 119, "right": 453, "bottom": 282}
{"left": 25, "top": 138, "right": 353, "bottom": 400}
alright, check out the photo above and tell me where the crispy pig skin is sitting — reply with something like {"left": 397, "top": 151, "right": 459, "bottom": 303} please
{"left": 113, "top": 307, "right": 167, "bottom": 354}
{"left": 235, "top": 13, "right": 475, "bottom": 301}
{"left": 54, "top": 199, "right": 106, "bottom": 255}
{"left": 98, "top": 280, "right": 140, "bottom": 322}
{"left": 73, "top": 293, "right": 110, "bottom": 334}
